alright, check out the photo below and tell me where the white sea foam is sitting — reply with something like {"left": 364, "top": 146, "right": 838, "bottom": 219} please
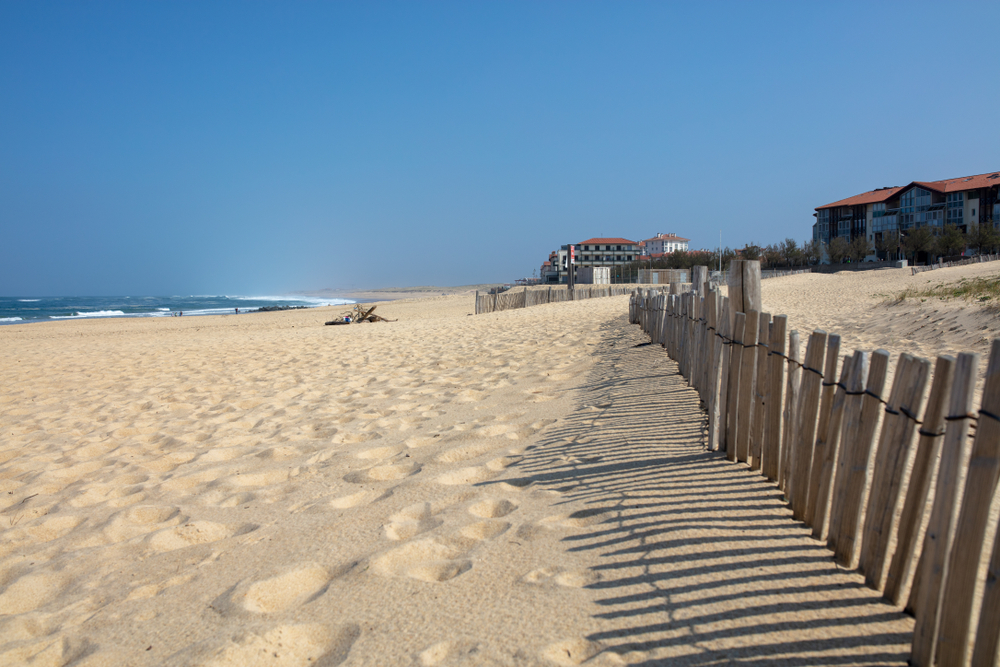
{"left": 157, "top": 308, "right": 171, "bottom": 311}
{"left": 236, "top": 295, "right": 354, "bottom": 306}
{"left": 0, "top": 317, "right": 23, "bottom": 322}
{"left": 18, "top": 299, "right": 41, "bottom": 302}
{"left": 50, "top": 310, "right": 127, "bottom": 319}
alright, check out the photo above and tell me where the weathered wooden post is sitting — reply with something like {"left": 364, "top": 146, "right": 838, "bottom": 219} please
{"left": 883, "top": 354, "right": 955, "bottom": 605}
{"left": 763, "top": 315, "right": 787, "bottom": 481}
{"left": 935, "top": 341, "right": 1000, "bottom": 666}
{"left": 727, "top": 259, "right": 762, "bottom": 329}
{"left": 726, "top": 311, "right": 746, "bottom": 462}
{"left": 804, "top": 334, "right": 843, "bottom": 526}
{"left": 750, "top": 312, "right": 771, "bottom": 470}
{"left": 908, "top": 352, "right": 977, "bottom": 665}
{"left": 691, "top": 265, "right": 708, "bottom": 299}
{"left": 790, "top": 330, "right": 829, "bottom": 519}
{"left": 780, "top": 330, "right": 802, "bottom": 494}
{"left": 736, "top": 309, "right": 760, "bottom": 463}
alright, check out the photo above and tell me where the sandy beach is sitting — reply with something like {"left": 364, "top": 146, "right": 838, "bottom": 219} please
{"left": 2, "top": 265, "right": 998, "bottom": 666}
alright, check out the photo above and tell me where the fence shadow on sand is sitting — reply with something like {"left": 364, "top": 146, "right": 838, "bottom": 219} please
{"left": 489, "top": 313, "right": 913, "bottom": 665}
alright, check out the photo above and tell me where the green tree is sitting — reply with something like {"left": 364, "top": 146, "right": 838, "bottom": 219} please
{"left": 875, "top": 231, "right": 900, "bottom": 260}
{"left": 802, "top": 239, "right": 821, "bottom": 265}
{"left": 780, "top": 238, "right": 801, "bottom": 267}
{"left": 902, "top": 226, "right": 936, "bottom": 263}
{"left": 742, "top": 243, "right": 761, "bottom": 261}
{"left": 938, "top": 224, "right": 965, "bottom": 258}
{"left": 847, "top": 235, "right": 873, "bottom": 263}
{"left": 763, "top": 243, "right": 782, "bottom": 268}
{"left": 969, "top": 223, "right": 1000, "bottom": 254}
{"left": 827, "top": 236, "right": 849, "bottom": 264}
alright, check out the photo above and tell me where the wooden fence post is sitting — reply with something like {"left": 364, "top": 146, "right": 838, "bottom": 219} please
{"left": 859, "top": 355, "right": 931, "bottom": 581}
{"left": 726, "top": 311, "right": 746, "bottom": 462}
{"left": 717, "top": 297, "right": 732, "bottom": 453}
{"left": 832, "top": 354, "right": 927, "bottom": 568}
{"left": 763, "top": 315, "right": 787, "bottom": 481}
{"left": 750, "top": 312, "right": 771, "bottom": 470}
{"left": 823, "top": 349, "right": 889, "bottom": 544}
{"left": 780, "top": 330, "right": 802, "bottom": 495}
{"left": 805, "top": 334, "right": 843, "bottom": 526}
{"left": 727, "top": 259, "right": 762, "bottom": 325}
{"left": 707, "top": 291, "right": 723, "bottom": 451}
{"left": 972, "top": 501, "right": 1000, "bottom": 665}
{"left": 936, "top": 340, "right": 1000, "bottom": 666}
{"left": 883, "top": 354, "right": 955, "bottom": 605}
{"left": 808, "top": 352, "right": 855, "bottom": 538}
{"left": 691, "top": 265, "right": 708, "bottom": 299}
{"left": 736, "top": 310, "right": 760, "bottom": 464}
{"left": 790, "top": 330, "right": 829, "bottom": 519}
{"left": 908, "top": 352, "right": 978, "bottom": 665}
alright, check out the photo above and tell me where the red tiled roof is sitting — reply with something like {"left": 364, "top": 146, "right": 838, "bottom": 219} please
{"left": 578, "top": 238, "right": 637, "bottom": 245}
{"left": 914, "top": 171, "right": 1000, "bottom": 193}
{"left": 817, "top": 187, "right": 902, "bottom": 210}
{"left": 817, "top": 170, "right": 1000, "bottom": 210}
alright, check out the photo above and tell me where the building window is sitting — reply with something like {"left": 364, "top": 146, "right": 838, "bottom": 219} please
{"left": 947, "top": 192, "right": 964, "bottom": 225}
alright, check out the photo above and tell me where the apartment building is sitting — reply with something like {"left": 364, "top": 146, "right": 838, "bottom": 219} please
{"left": 641, "top": 233, "right": 689, "bottom": 255}
{"left": 813, "top": 170, "right": 1000, "bottom": 249}
{"left": 542, "top": 238, "right": 638, "bottom": 283}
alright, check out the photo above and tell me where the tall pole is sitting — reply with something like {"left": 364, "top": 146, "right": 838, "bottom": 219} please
{"left": 719, "top": 229, "right": 723, "bottom": 273}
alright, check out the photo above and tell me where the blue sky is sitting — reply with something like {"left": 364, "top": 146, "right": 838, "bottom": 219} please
{"left": 2, "top": 2, "right": 998, "bottom": 295}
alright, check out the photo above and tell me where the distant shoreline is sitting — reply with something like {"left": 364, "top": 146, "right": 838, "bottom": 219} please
{"left": 294, "top": 284, "right": 500, "bottom": 303}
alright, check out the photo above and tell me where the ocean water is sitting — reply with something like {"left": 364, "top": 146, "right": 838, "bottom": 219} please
{"left": 0, "top": 295, "right": 355, "bottom": 325}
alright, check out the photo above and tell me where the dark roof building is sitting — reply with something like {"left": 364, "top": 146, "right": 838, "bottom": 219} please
{"left": 813, "top": 171, "right": 1000, "bottom": 249}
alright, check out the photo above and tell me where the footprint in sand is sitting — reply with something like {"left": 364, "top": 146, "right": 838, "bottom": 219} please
{"left": 147, "top": 520, "right": 252, "bottom": 552}
{"left": 255, "top": 445, "right": 307, "bottom": 461}
{"left": 198, "top": 446, "right": 250, "bottom": 463}
{"left": 371, "top": 539, "right": 472, "bottom": 583}
{"left": 103, "top": 505, "right": 181, "bottom": 543}
{"left": 328, "top": 489, "right": 392, "bottom": 509}
{"left": 418, "top": 640, "right": 482, "bottom": 666}
{"left": 467, "top": 498, "right": 518, "bottom": 519}
{"left": 0, "top": 634, "right": 86, "bottom": 667}
{"left": 435, "top": 441, "right": 505, "bottom": 463}
{"left": 0, "top": 570, "right": 70, "bottom": 614}
{"left": 127, "top": 572, "right": 197, "bottom": 601}
{"left": 384, "top": 502, "right": 443, "bottom": 541}
{"left": 435, "top": 465, "right": 498, "bottom": 486}
{"left": 200, "top": 623, "right": 359, "bottom": 667}
{"left": 355, "top": 445, "right": 405, "bottom": 460}
{"left": 405, "top": 435, "right": 442, "bottom": 449}
{"left": 8, "top": 513, "right": 85, "bottom": 546}
{"left": 542, "top": 508, "right": 615, "bottom": 528}
{"left": 541, "top": 639, "right": 605, "bottom": 666}
{"left": 522, "top": 566, "right": 601, "bottom": 588}
{"left": 344, "top": 461, "right": 421, "bottom": 484}
{"left": 240, "top": 563, "right": 331, "bottom": 613}
{"left": 458, "top": 520, "right": 510, "bottom": 540}
{"left": 223, "top": 468, "right": 290, "bottom": 488}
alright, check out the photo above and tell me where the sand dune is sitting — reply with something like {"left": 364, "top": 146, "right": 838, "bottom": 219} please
{"left": 2, "top": 268, "right": 995, "bottom": 665}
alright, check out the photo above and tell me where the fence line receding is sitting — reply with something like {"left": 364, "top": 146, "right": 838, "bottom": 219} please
{"left": 630, "top": 260, "right": 1000, "bottom": 666}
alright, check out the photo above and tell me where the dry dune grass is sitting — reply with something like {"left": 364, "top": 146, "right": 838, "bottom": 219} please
{"left": 2, "top": 266, "right": 995, "bottom": 665}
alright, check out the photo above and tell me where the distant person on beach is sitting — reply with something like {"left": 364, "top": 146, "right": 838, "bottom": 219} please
{"left": 235, "top": 308, "right": 238, "bottom": 314}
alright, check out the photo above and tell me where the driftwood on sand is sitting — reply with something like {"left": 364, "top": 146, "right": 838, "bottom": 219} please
{"left": 325, "top": 304, "right": 397, "bottom": 326}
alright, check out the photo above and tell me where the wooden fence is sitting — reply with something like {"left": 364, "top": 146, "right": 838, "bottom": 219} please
{"left": 761, "top": 268, "right": 813, "bottom": 279}
{"left": 912, "top": 253, "right": 1000, "bottom": 275}
{"left": 475, "top": 285, "right": 632, "bottom": 314}
{"left": 630, "top": 260, "right": 1000, "bottom": 666}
